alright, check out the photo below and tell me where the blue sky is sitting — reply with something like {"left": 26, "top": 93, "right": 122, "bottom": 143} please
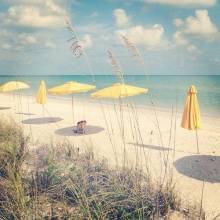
{"left": 0, "top": 0, "right": 220, "bottom": 75}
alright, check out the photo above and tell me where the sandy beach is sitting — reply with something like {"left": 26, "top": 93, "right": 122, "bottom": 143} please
{"left": 0, "top": 92, "right": 220, "bottom": 219}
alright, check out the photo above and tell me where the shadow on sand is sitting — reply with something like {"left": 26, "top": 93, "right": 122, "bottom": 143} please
{"left": 55, "top": 125, "right": 104, "bottom": 137}
{"left": 128, "top": 143, "right": 172, "bottom": 151}
{"left": 22, "top": 117, "right": 63, "bottom": 125}
{"left": 174, "top": 155, "right": 220, "bottom": 183}
{"left": 0, "top": 107, "right": 11, "bottom": 110}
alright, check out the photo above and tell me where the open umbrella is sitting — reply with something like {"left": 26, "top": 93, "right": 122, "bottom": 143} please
{"left": 91, "top": 82, "right": 148, "bottom": 167}
{"left": 0, "top": 81, "right": 30, "bottom": 92}
{"left": 181, "top": 85, "right": 201, "bottom": 153}
{"left": 48, "top": 81, "right": 95, "bottom": 95}
{"left": 48, "top": 81, "right": 96, "bottom": 122}
{"left": 0, "top": 81, "right": 30, "bottom": 113}
{"left": 91, "top": 83, "right": 148, "bottom": 99}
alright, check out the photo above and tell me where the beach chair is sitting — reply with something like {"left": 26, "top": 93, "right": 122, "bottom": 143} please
{"left": 74, "top": 120, "right": 87, "bottom": 134}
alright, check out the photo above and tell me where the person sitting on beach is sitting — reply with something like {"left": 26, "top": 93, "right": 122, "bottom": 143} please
{"left": 74, "top": 120, "right": 87, "bottom": 134}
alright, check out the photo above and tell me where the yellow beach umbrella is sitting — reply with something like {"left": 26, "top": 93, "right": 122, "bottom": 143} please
{"left": 181, "top": 85, "right": 201, "bottom": 153}
{"left": 91, "top": 83, "right": 148, "bottom": 99}
{"left": 36, "top": 81, "right": 47, "bottom": 105}
{"left": 0, "top": 81, "right": 30, "bottom": 92}
{"left": 0, "top": 81, "right": 30, "bottom": 114}
{"left": 91, "top": 82, "right": 148, "bottom": 167}
{"left": 48, "top": 81, "right": 96, "bottom": 122}
{"left": 48, "top": 81, "right": 96, "bottom": 95}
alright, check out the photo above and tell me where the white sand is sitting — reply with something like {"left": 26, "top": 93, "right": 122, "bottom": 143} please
{"left": 0, "top": 93, "right": 220, "bottom": 219}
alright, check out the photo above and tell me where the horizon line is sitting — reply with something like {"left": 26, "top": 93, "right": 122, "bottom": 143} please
{"left": 0, "top": 74, "right": 219, "bottom": 76}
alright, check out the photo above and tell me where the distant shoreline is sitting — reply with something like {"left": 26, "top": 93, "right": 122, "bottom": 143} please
{"left": 2, "top": 92, "right": 219, "bottom": 119}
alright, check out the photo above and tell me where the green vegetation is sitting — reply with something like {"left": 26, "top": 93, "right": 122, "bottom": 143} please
{"left": 0, "top": 119, "right": 203, "bottom": 219}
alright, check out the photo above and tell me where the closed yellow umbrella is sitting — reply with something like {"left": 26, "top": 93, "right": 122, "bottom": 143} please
{"left": 0, "top": 81, "right": 30, "bottom": 92}
{"left": 181, "top": 85, "right": 201, "bottom": 153}
{"left": 91, "top": 83, "right": 148, "bottom": 99}
{"left": 36, "top": 81, "right": 47, "bottom": 105}
{"left": 48, "top": 81, "right": 96, "bottom": 122}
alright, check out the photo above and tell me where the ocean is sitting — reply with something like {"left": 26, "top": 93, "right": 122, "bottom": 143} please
{"left": 0, "top": 75, "right": 219, "bottom": 116}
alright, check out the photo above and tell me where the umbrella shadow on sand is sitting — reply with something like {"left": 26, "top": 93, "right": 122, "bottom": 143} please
{"left": 22, "top": 117, "right": 63, "bottom": 125}
{"left": 174, "top": 155, "right": 220, "bottom": 183}
{"left": 55, "top": 125, "right": 104, "bottom": 137}
{"left": 128, "top": 143, "right": 172, "bottom": 151}
{"left": 0, "top": 107, "right": 11, "bottom": 110}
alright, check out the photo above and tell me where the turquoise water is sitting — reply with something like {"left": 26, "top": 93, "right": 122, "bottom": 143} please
{"left": 0, "top": 75, "right": 219, "bottom": 116}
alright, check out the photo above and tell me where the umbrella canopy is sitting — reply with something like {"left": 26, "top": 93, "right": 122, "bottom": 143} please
{"left": 91, "top": 83, "right": 148, "bottom": 99}
{"left": 181, "top": 85, "right": 201, "bottom": 130}
{"left": 48, "top": 81, "right": 96, "bottom": 95}
{"left": 36, "top": 81, "right": 47, "bottom": 105}
{"left": 0, "top": 81, "right": 30, "bottom": 92}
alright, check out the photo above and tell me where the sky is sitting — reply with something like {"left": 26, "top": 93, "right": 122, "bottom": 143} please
{"left": 0, "top": 0, "right": 220, "bottom": 75}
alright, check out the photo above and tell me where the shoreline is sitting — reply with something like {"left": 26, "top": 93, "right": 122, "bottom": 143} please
{"left": 3, "top": 92, "right": 220, "bottom": 119}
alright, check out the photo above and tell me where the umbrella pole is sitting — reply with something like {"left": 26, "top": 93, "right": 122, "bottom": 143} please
{"left": 42, "top": 104, "right": 45, "bottom": 118}
{"left": 27, "top": 94, "right": 30, "bottom": 114}
{"left": 199, "top": 180, "right": 205, "bottom": 219}
{"left": 196, "top": 129, "right": 199, "bottom": 154}
{"left": 18, "top": 90, "right": 23, "bottom": 121}
{"left": 13, "top": 91, "right": 16, "bottom": 112}
{"left": 12, "top": 91, "right": 15, "bottom": 111}
{"left": 71, "top": 95, "right": 74, "bottom": 124}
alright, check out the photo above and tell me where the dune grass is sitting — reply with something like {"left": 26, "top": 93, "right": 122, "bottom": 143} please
{"left": 0, "top": 118, "right": 204, "bottom": 219}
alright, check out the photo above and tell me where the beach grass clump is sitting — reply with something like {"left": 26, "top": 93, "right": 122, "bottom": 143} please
{"left": 0, "top": 119, "right": 203, "bottom": 219}
{"left": 0, "top": 118, "right": 28, "bottom": 219}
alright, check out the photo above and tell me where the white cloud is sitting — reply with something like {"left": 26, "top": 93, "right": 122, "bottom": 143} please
{"left": 145, "top": 0, "right": 216, "bottom": 7}
{"left": 1, "top": 43, "right": 12, "bottom": 50}
{"left": 0, "top": 29, "right": 58, "bottom": 51}
{"left": 113, "top": 8, "right": 171, "bottom": 50}
{"left": 173, "top": 31, "right": 201, "bottom": 55}
{"left": 173, "top": 10, "right": 215, "bottom": 55}
{"left": 80, "top": 34, "right": 93, "bottom": 50}
{"left": 173, "top": 9, "right": 218, "bottom": 51}
{"left": 0, "top": 0, "right": 68, "bottom": 51}
{"left": 116, "top": 24, "right": 171, "bottom": 49}
{"left": 1, "top": 0, "right": 67, "bottom": 28}
{"left": 0, "top": 30, "right": 9, "bottom": 38}
{"left": 113, "top": 8, "right": 130, "bottom": 27}
{"left": 186, "top": 44, "right": 201, "bottom": 54}
{"left": 182, "top": 10, "right": 218, "bottom": 36}
{"left": 173, "top": 18, "right": 184, "bottom": 28}
{"left": 173, "top": 31, "right": 189, "bottom": 45}
{"left": 211, "top": 58, "right": 220, "bottom": 65}
{"left": 19, "top": 33, "right": 38, "bottom": 45}
{"left": 45, "top": 41, "right": 56, "bottom": 48}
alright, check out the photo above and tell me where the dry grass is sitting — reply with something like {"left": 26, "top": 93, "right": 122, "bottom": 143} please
{"left": 0, "top": 119, "right": 204, "bottom": 219}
